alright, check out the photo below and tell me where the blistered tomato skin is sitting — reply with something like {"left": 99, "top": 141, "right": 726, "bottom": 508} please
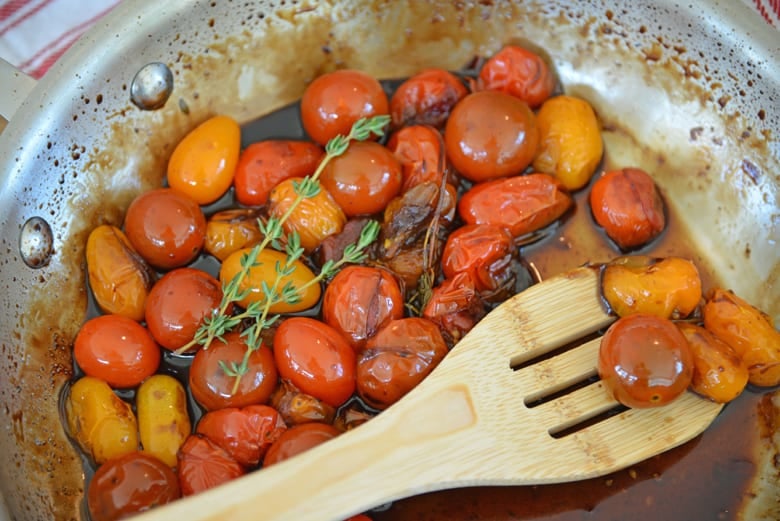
{"left": 87, "top": 452, "right": 180, "bottom": 521}
{"left": 74, "top": 314, "right": 160, "bottom": 389}
{"left": 178, "top": 434, "right": 245, "bottom": 496}
{"left": 458, "top": 173, "right": 572, "bottom": 237}
{"left": 423, "top": 272, "right": 486, "bottom": 344}
{"left": 124, "top": 188, "right": 207, "bottom": 270}
{"left": 387, "top": 125, "right": 448, "bottom": 192}
{"left": 441, "top": 224, "right": 514, "bottom": 294}
{"left": 204, "top": 208, "right": 264, "bottom": 262}
{"left": 478, "top": 45, "right": 555, "bottom": 108}
{"left": 86, "top": 225, "right": 155, "bottom": 322}
{"left": 389, "top": 68, "right": 468, "bottom": 129}
{"left": 274, "top": 317, "right": 357, "bottom": 408}
{"left": 598, "top": 314, "right": 693, "bottom": 408}
{"left": 137, "top": 375, "right": 191, "bottom": 467}
{"left": 444, "top": 91, "right": 538, "bottom": 183}
{"left": 270, "top": 379, "right": 336, "bottom": 426}
{"left": 263, "top": 422, "right": 341, "bottom": 467}
{"left": 167, "top": 115, "right": 241, "bottom": 205}
{"left": 301, "top": 69, "right": 389, "bottom": 146}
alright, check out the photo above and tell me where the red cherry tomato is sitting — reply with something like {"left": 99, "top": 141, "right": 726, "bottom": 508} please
{"left": 189, "top": 331, "right": 278, "bottom": 411}
{"left": 124, "top": 188, "right": 206, "bottom": 270}
{"left": 423, "top": 272, "right": 486, "bottom": 344}
{"left": 444, "top": 91, "right": 539, "bottom": 183}
{"left": 87, "top": 452, "right": 180, "bottom": 521}
{"left": 387, "top": 125, "right": 448, "bottom": 192}
{"left": 274, "top": 317, "right": 356, "bottom": 408}
{"left": 598, "top": 314, "right": 693, "bottom": 408}
{"left": 263, "top": 422, "right": 340, "bottom": 467}
{"left": 301, "top": 69, "right": 389, "bottom": 146}
{"left": 441, "top": 224, "right": 514, "bottom": 294}
{"left": 322, "top": 266, "right": 405, "bottom": 350}
{"left": 389, "top": 68, "right": 468, "bottom": 129}
{"left": 233, "top": 140, "right": 324, "bottom": 206}
{"left": 478, "top": 45, "right": 555, "bottom": 108}
{"left": 74, "top": 315, "right": 160, "bottom": 389}
{"left": 196, "top": 404, "right": 287, "bottom": 467}
{"left": 320, "top": 141, "right": 403, "bottom": 217}
{"left": 144, "top": 268, "right": 225, "bottom": 352}
{"left": 177, "top": 434, "right": 245, "bottom": 496}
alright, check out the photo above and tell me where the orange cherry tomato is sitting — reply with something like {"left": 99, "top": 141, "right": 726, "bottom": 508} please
{"left": 204, "top": 208, "right": 264, "bottom": 262}
{"left": 144, "top": 268, "right": 225, "bottom": 352}
{"left": 263, "top": 422, "right": 340, "bottom": 467}
{"left": 177, "top": 434, "right": 245, "bottom": 496}
{"left": 233, "top": 140, "right": 324, "bottom": 206}
{"left": 124, "top": 188, "right": 206, "bottom": 270}
{"left": 478, "top": 45, "right": 555, "bottom": 108}
{"left": 74, "top": 315, "right": 160, "bottom": 389}
{"left": 598, "top": 314, "right": 693, "bottom": 408}
{"left": 320, "top": 141, "right": 403, "bottom": 217}
{"left": 189, "top": 331, "right": 278, "bottom": 411}
{"left": 387, "top": 125, "right": 448, "bottom": 192}
{"left": 301, "top": 69, "right": 389, "bottom": 146}
{"left": 444, "top": 91, "right": 538, "bottom": 183}
{"left": 87, "top": 452, "right": 180, "bottom": 521}
{"left": 389, "top": 68, "right": 468, "bottom": 129}
{"left": 458, "top": 173, "right": 572, "bottom": 237}
{"left": 167, "top": 115, "right": 240, "bottom": 205}
{"left": 322, "top": 266, "right": 404, "bottom": 350}
{"left": 423, "top": 272, "right": 486, "bottom": 344}
{"left": 590, "top": 168, "right": 666, "bottom": 251}
{"left": 441, "top": 224, "right": 514, "bottom": 294}
{"left": 274, "top": 317, "right": 357, "bottom": 408}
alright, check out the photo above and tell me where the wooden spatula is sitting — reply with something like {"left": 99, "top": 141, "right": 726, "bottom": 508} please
{"left": 136, "top": 266, "right": 723, "bottom": 521}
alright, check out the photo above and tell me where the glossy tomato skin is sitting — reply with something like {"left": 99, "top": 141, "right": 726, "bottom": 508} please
{"left": 177, "top": 434, "right": 245, "bottom": 496}
{"left": 301, "top": 69, "right": 389, "bottom": 146}
{"left": 441, "top": 224, "right": 514, "bottom": 294}
{"left": 270, "top": 379, "right": 336, "bottom": 427}
{"left": 145, "top": 268, "right": 225, "bottom": 352}
{"left": 74, "top": 315, "right": 160, "bottom": 389}
{"left": 387, "top": 125, "right": 448, "bottom": 192}
{"left": 478, "top": 45, "right": 555, "bottom": 108}
{"left": 87, "top": 452, "right": 180, "bottom": 521}
{"left": 444, "top": 91, "right": 538, "bottom": 183}
{"left": 263, "top": 422, "right": 340, "bottom": 467}
{"left": 204, "top": 208, "right": 264, "bottom": 262}
{"left": 423, "top": 272, "right": 486, "bottom": 344}
{"left": 389, "top": 68, "right": 468, "bottom": 129}
{"left": 274, "top": 317, "right": 356, "bottom": 408}
{"left": 124, "top": 188, "right": 206, "bottom": 270}
{"left": 189, "top": 331, "right": 278, "bottom": 411}
{"left": 322, "top": 266, "right": 405, "bottom": 350}
{"left": 598, "top": 314, "right": 693, "bottom": 408}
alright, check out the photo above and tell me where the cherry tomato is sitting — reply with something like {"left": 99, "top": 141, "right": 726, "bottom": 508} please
{"left": 196, "top": 404, "right": 287, "bottom": 467}
{"left": 204, "top": 208, "right": 264, "bottom": 262}
{"left": 189, "top": 331, "right": 278, "bottom": 411}
{"left": 389, "top": 68, "right": 467, "bottom": 129}
{"left": 145, "top": 268, "right": 225, "bottom": 352}
{"left": 274, "top": 317, "right": 356, "bottom": 408}
{"left": 322, "top": 266, "right": 404, "bottom": 350}
{"left": 124, "top": 188, "right": 206, "bottom": 270}
{"left": 87, "top": 452, "right": 180, "bottom": 521}
{"left": 387, "top": 125, "right": 448, "bottom": 192}
{"left": 263, "top": 422, "right": 340, "bottom": 467}
{"left": 598, "top": 314, "right": 693, "bottom": 408}
{"left": 177, "top": 434, "right": 245, "bottom": 496}
{"left": 167, "top": 115, "right": 240, "bottom": 205}
{"left": 444, "top": 91, "right": 538, "bottom": 182}
{"left": 234, "top": 140, "right": 324, "bottom": 206}
{"left": 270, "top": 379, "right": 336, "bottom": 427}
{"left": 590, "top": 168, "right": 666, "bottom": 250}
{"left": 478, "top": 45, "right": 555, "bottom": 108}
{"left": 441, "top": 224, "right": 514, "bottom": 294}
{"left": 357, "top": 318, "right": 448, "bottom": 410}
{"left": 74, "top": 315, "right": 160, "bottom": 389}
{"left": 320, "top": 141, "right": 403, "bottom": 217}
{"left": 301, "top": 69, "right": 389, "bottom": 146}
{"left": 458, "top": 173, "right": 572, "bottom": 237}
{"left": 423, "top": 272, "right": 486, "bottom": 344}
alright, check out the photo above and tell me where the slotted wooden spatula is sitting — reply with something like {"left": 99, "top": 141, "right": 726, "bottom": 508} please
{"left": 136, "top": 267, "right": 723, "bottom": 521}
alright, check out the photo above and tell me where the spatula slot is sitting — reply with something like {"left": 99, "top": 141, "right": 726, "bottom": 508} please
{"left": 548, "top": 403, "right": 629, "bottom": 439}
{"left": 524, "top": 372, "right": 599, "bottom": 408}
{"left": 510, "top": 331, "right": 602, "bottom": 371}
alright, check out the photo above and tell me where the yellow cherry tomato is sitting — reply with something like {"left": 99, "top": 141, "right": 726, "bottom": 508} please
{"left": 220, "top": 247, "right": 321, "bottom": 313}
{"left": 137, "top": 375, "right": 191, "bottom": 467}
{"left": 204, "top": 208, "right": 265, "bottom": 262}
{"left": 167, "top": 115, "right": 240, "bottom": 205}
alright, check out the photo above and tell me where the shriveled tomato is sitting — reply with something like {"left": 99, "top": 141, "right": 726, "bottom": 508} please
{"left": 189, "top": 331, "right": 278, "bottom": 411}
{"left": 274, "top": 317, "right": 356, "bottom": 408}
{"left": 74, "top": 314, "right": 160, "bottom": 389}
{"left": 87, "top": 452, "right": 179, "bottom": 521}
{"left": 234, "top": 140, "right": 324, "bottom": 206}
{"left": 204, "top": 208, "right": 264, "bottom": 262}
{"left": 590, "top": 168, "right": 666, "bottom": 251}
{"left": 458, "top": 173, "right": 572, "bottom": 237}
{"left": 167, "top": 115, "right": 240, "bottom": 205}
{"left": 320, "top": 141, "right": 403, "bottom": 217}
{"left": 598, "top": 314, "right": 693, "bottom": 408}
{"left": 270, "top": 379, "right": 336, "bottom": 427}
{"left": 177, "top": 434, "right": 245, "bottom": 496}
{"left": 357, "top": 318, "right": 448, "bottom": 410}
{"left": 389, "top": 68, "right": 467, "bottom": 129}
{"left": 322, "top": 265, "right": 405, "bottom": 350}
{"left": 301, "top": 69, "right": 389, "bottom": 146}
{"left": 441, "top": 224, "right": 514, "bottom": 294}
{"left": 145, "top": 268, "right": 225, "bottom": 352}
{"left": 444, "top": 91, "right": 538, "bottom": 182}
{"left": 196, "top": 405, "right": 287, "bottom": 467}
{"left": 478, "top": 45, "right": 555, "bottom": 108}
{"left": 263, "top": 422, "right": 340, "bottom": 467}
{"left": 387, "top": 125, "right": 448, "bottom": 192}
{"left": 124, "top": 188, "right": 206, "bottom": 270}
{"left": 423, "top": 272, "right": 486, "bottom": 344}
